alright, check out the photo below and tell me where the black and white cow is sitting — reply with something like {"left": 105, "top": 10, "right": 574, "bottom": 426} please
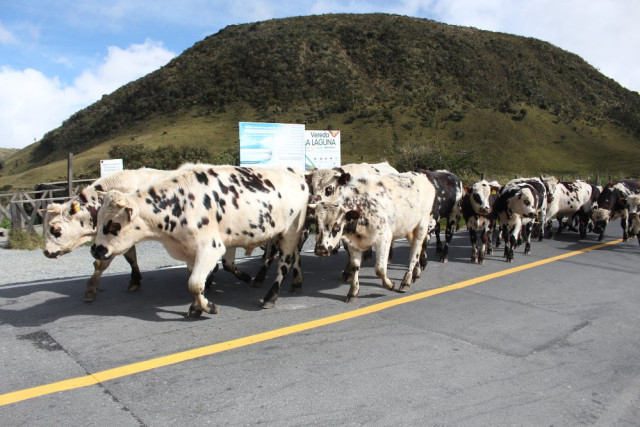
{"left": 593, "top": 179, "right": 640, "bottom": 241}
{"left": 43, "top": 168, "right": 167, "bottom": 301}
{"left": 624, "top": 194, "right": 640, "bottom": 246}
{"left": 415, "top": 169, "right": 463, "bottom": 264}
{"left": 460, "top": 179, "right": 501, "bottom": 264}
{"left": 306, "top": 162, "right": 399, "bottom": 278}
{"left": 494, "top": 176, "right": 556, "bottom": 262}
{"left": 545, "top": 180, "right": 597, "bottom": 239}
{"left": 310, "top": 172, "right": 436, "bottom": 302}
{"left": 91, "top": 164, "right": 309, "bottom": 317}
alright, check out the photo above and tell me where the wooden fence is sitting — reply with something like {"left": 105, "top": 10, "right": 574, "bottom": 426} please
{"left": 0, "top": 179, "right": 95, "bottom": 233}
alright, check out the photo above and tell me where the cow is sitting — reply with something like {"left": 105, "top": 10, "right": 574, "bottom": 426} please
{"left": 415, "top": 169, "right": 463, "bottom": 264}
{"left": 460, "top": 179, "right": 501, "bottom": 264}
{"left": 624, "top": 194, "right": 640, "bottom": 246}
{"left": 91, "top": 164, "right": 309, "bottom": 317}
{"left": 309, "top": 172, "right": 436, "bottom": 302}
{"left": 592, "top": 179, "right": 640, "bottom": 241}
{"left": 494, "top": 176, "right": 556, "bottom": 262}
{"left": 42, "top": 168, "right": 168, "bottom": 301}
{"left": 306, "top": 162, "right": 399, "bottom": 279}
{"left": 545, "top": 180, "right": 597, "bottom": 239}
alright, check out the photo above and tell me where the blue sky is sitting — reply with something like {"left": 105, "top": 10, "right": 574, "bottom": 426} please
{"left": 1, "top": 0, "right": 639, "bottom": 149}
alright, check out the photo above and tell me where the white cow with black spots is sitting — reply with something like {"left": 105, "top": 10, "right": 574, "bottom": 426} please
{"left": 92, "top": 164, "right": 309, "bottom": 317}
{"left": 43, "top": 168, "right": 167, "bottom": 301}
{"left": 310, "top": 172, "right": 435, "bottom": 302}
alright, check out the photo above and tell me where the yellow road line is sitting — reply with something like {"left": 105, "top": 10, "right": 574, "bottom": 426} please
{"left": 0, "top": 238, "right": 622, "bottom": 406}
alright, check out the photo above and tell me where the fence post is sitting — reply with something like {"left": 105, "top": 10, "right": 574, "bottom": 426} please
{"left": 10, "top": 195, "right": 23, "bottom": 229}
{"left": 67, "top": 152, "right": 73, "bottom": 198}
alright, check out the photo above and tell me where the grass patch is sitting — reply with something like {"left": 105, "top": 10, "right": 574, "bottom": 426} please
{"left": 8, "top": 229, "right": 45, "bottom": 250}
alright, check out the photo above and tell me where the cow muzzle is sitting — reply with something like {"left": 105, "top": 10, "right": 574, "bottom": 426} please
{"left": 91, "top": 244, "right": 113, "bottom": 261}
{"left": 314, "top": 244, "right": 333, "bottom": 257}
{"left": 43, "top": 249, "right": 61, "bottom": 259}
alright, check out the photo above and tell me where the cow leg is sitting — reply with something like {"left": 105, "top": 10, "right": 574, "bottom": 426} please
{"left": 186, "top": 246, "right": 224, "bottom": 318}
{"left": 434, "top": 223, "right": 443, "bottom": 254}
{"left": 479, "top": 228, "right": 490, "bottom": 264}
{"left": 523, "top": 221, "right": 533, "bottom": 255}
{"left": 440, "top": 219, "right": 454, "bottom": 263}
{"left": 122, "top": 246, "right": 143, "bottom": 292}
{"left": 345, "top": 248, "right": 363, "bottom": 303}
{"left": 419, "top": 229, "right": 432, "bottom": 271}
{"left": 217, "top": 247, "right": 252, "bottom": 284}
{"left": 401, "top": 225, "right": 429, "bottom": 291}
{"left": 253, "top": 240, "right": 279, "bottom": 286}
{"left": 469, "top": 228, "right": 479, "bottom": 263}
{"left": 341, "top": 240, "right": 354, "bottom": 282}
{"left": 555, "top": 215, "right": 564, "bottom": 236}
{"left": 621, "top": 215, "right": 629, "bottom": 241}
{"left": 262, "top": 232, "right": 300, "bottom": 309}
{"left": 374, "top": 236, "right": 396, "bottom": 292}
{"left": 288, "top": 250, "right": 303, "bottom": 294}
{"left": 84, "top": 257, "right": 114, "bottom": 302}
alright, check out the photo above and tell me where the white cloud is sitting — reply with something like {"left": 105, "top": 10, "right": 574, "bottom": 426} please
{"left": 0, "top": 22, "right": 16, "bottom": 45}
{"left": 0, "top": 40, "right": 175, "bottom": 149}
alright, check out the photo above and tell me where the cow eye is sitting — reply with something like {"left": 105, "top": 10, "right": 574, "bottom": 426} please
{"left": 50, "top": 226, "right": 62, "bottom": 238}
{"left": 325, "top": 186, "right": 334, "bottom": 197}
{"left": 332, "top": 223, "right": 341, "bottom": 233}
{"left": 524, "top": 200, "right": 531, "bottom": 206}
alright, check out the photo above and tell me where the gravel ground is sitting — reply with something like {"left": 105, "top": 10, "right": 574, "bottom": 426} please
{"left": 0, "top": 233, "right": 317, "bottom": 287}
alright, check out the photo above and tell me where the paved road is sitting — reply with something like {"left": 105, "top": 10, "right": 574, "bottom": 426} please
{"left": 1, "top": 223, "right": 639, "bottom": 425}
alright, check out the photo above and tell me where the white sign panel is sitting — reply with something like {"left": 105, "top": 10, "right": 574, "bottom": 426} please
{"left": 304, "top": 130, "right": 341, "bottom": 171}
{"left": 239, "top": 122, "right": 305, "bottom": 171}
{"left": 100, "top": 159, "right": 123, "bottom": 177}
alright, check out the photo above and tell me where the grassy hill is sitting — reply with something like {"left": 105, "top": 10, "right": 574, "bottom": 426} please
{"left": 1, "top": 13, "right": 639, "bottom": 190}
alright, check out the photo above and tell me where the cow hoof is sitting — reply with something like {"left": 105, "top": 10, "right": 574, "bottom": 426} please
{"left": 398, "top": 283, "right": 410, "bottom": 293}
{"left": 479, "top": 259, "right": 485, "bottom": 265}
{"left": 186, "top": 305, "right": 203, "bottom": 318}
{"left": 345, "top": 294, "right": 358, "bottom": 303}
{"left": 262, "top": 301, "right": 275, "bottom": 309}
{"left": 208, "top": 303, "right": 219, "bottom": 315}
{"left": 289, "top": 284, "right": 302, "bottom": 294}
{"left": 83, "top": 291, "right": 97, "bottom": 302}
{"left": 127, "top": 283, "right": 141, "bottom": 292}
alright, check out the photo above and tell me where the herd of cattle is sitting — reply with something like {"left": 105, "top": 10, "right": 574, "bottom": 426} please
{"left": 41, "top": 162, "right": 640, "bottom": 318}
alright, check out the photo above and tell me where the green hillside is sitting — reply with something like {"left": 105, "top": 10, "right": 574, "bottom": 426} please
{"left": 2, "top": 13, "right": 639, "bottom": 189}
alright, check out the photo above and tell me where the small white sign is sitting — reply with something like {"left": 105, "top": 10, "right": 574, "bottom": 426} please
{"left": 100, "top": 159, "right": 124, "bottom": 177}
{"left": 305, "top": 130, "right": 341, "bottom": 170}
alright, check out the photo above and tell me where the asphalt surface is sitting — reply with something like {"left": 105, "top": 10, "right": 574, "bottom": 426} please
{"left": 1, "top": 221, "right": 639, "bottom": 426}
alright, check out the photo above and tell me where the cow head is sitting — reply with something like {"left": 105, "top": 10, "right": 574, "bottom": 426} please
{"left": 541, "top": 175, "right": 559, "bottom": 203}
{"left": 309, "top": 201, "right": 359, "bottom": 256}
{"left": 42, "top": 200, "right": 96, "bottom": 259}
{"left": 468, "top": 180, "right": 500, "bottom": 215}
{"left": 91, "top": 190, "right": 141, "bottom": 261}
{"left": 509, "top": 187, "right": 537, "bottom": 218}
{"left": 625, "top": 195, "right": 640, "bottom": 238}
{"left": 307, "top": 169, "right": 351, "bottom": 199}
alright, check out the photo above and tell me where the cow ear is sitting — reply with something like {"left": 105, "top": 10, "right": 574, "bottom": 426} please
{"left": 338, "top": 172, "right": 351, "bottom": 186}
{"left": 345, "top": 210, "right": 360, "bottom": 222}
{"left": 619, "top": 197, "right": 628, "bottom": 207}
{"left": 464, "top": 185, "right": 472, "bottom": 194}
